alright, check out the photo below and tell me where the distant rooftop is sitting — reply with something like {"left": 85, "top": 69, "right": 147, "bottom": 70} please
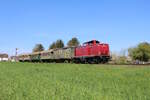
{"left": 0, "top": 53, "right": 8, "bottom": 58}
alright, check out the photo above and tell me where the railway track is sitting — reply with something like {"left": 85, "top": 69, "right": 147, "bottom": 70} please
{"left": 101, "top": 63, "right": 150, "bottom": 66}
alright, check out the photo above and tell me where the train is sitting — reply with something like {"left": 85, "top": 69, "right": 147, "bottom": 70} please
{"left": 18, "top": 40, "right": 111, "bottom": 64}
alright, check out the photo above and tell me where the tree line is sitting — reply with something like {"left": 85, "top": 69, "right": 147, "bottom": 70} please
{"left": 32, "top": 37, "right": 80, "bottom": 52}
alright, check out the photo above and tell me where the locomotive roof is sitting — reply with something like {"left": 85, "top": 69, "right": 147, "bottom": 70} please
{"left": 83, "top": 40, "right": 100, "bottom": 44}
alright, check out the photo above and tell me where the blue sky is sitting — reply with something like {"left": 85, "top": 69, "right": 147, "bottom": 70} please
{"left": 0, "top": 0, "right": 150, "bottom": 55}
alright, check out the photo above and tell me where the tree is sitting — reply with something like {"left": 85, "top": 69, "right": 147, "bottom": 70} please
{"left": 32, "top": 44, "right": 44, "bottom": 52}
{"left": 49, "top": 39, "right": 64, "bottom": 49}
{"left": 49, "top": 42, "right": 56, "bottom": 49}
{"left": 55, "top": 39, "right": 64, "bottom": 48}
{"left": 67, "top": 37, "right": 80, "bottom": 47}
{"left": 128, "top": 42, "right": 150, "bottom": 62}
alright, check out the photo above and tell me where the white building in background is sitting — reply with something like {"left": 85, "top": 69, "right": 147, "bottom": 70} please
{"left": 0, "top": 54, "right": 9, "bottom": 61}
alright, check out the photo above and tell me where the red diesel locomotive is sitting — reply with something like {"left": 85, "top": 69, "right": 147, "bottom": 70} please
{"left": 74, "top": 40, "right": 110, "bottom": 63}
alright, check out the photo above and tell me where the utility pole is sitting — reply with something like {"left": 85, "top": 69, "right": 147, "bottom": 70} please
{"left": 15, "top": 48, "right": 18, "bottom": 62}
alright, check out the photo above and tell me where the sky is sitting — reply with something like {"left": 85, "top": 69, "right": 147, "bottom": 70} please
{"left": 0, "top": 0, "right": 150, "bottom": 56}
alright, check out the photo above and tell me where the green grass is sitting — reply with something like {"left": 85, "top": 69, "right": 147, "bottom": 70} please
{"left": 0, "top": 62, "right": 150, "bottom": 100}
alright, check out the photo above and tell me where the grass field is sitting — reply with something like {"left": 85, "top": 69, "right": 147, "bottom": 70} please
{"left": 0, "top": 62, "right": 150, "bottom": 100}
